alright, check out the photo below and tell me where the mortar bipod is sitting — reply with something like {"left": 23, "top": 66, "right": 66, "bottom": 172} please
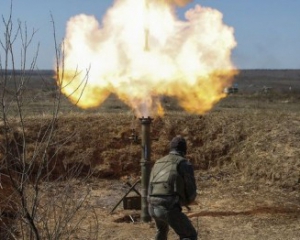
{"left": 110, "top": 179, "right": 141, "bottom": 214}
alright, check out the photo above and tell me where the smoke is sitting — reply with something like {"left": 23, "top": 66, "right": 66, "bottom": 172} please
{"left": 58, "top": 0, "right": 237, "bottom": 117}
{"left": 166, "top": 0, "right": 193, "bottom": 7}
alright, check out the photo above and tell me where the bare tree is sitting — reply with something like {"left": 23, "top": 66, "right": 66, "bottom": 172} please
{"left": 0, "top": 3, "right": 98, "bottom": 239}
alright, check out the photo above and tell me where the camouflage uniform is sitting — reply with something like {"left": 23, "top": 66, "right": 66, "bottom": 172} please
{"left": 148, "top": 136, "right": 197, "bottom": 240}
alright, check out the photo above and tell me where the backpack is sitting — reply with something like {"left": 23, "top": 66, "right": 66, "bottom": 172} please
{"left": 149, "top": 154, "right": 196, "bottom": 206}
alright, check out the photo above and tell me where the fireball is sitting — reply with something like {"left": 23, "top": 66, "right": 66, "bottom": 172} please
{"left": 56, "top": 0, "right": 237, "bottom": 117}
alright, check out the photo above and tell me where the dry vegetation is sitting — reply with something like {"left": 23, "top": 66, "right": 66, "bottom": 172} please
{"left": 1, "top": 70, "right": 300, "bottom": 239}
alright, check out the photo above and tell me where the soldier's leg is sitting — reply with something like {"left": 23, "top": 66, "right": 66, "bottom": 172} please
{"left": 149, "top": 206, "right": 169, "bottom": 240}
{"left": 168, "top": 207, "right": 197, "bottom": 240}
{"left": 154, "top": 217, "right": 169, "bottom": 240}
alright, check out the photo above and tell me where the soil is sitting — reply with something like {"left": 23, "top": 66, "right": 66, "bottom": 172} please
{"left": 64, "top": 173, "right": 300, "bottom": 240}
{"left": 1, "top": 70, "right": 300, "bottom": 239}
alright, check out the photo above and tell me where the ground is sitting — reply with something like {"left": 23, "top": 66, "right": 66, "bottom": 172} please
{"left": 1, "top": 70, "right": 300, "bottom": 239}
{"left": 71, "top": 173, "right": 300, "bottom": 240}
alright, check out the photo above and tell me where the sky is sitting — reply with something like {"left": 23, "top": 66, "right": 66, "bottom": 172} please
{"left": 1, "top": 0, "right": 300, "bottom": 70}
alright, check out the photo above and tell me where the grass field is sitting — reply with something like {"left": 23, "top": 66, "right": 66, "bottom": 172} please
{"left": 3, "top": 69, "right": 300, "bottom": 115}
{"left": 1, "top": 69, "right": 300, "bottom": 239}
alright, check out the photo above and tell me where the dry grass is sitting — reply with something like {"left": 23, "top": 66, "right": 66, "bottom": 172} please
{"left": 1, "top": 69, "right": 300, "bottom": 239}
{"left": 10, "top": 107, "right": 296, "bottom": 188}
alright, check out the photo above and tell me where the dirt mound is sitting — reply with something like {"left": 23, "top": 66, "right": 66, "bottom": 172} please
{"left": 1, "top": 110, "right": 299, "bottom": 186}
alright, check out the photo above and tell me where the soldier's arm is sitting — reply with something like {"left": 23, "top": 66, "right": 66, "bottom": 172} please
{"left": 178, "top": 160, "right": 197, "bottom": 204}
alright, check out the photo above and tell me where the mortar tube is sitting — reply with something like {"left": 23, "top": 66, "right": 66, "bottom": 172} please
{"left": 139, "top": 116, "right": 152, "bottom": 222}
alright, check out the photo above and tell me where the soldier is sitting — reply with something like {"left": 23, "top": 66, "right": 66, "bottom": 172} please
{"left": 148, "top": 135, "right": 197, "bottom": 240}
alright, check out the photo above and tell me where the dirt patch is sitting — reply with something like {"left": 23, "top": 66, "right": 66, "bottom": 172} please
{"left": 57, "top": 175, "right": 300, "bottom": 240}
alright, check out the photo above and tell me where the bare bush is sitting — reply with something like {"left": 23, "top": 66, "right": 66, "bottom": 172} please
{"left": 0, "top": 3, "right": 98, "bottom": 239}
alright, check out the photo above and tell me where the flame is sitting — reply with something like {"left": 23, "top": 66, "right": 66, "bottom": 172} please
{"left": 56, "top": 0, "right": 237, "bottom": 117}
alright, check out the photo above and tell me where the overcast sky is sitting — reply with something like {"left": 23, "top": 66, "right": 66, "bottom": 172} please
{"left": 1, "top": 0, "right": 300, "bottom": 70}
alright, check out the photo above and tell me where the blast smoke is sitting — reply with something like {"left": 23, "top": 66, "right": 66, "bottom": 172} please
{"left": 153, "top": 0, "right": 193, "bottom": 7}
{"left": 57, "top": 0, "right": 237, "bottom": 117}
{"left": 166, "top": 0, "right": 193, "bottom": 7}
